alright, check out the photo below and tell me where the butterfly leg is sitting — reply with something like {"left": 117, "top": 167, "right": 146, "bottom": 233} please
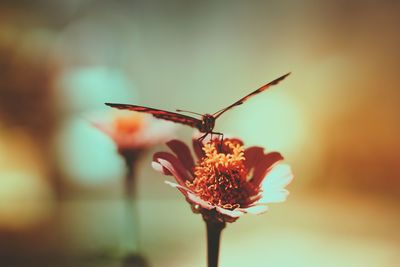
{"left": 211, "top": 131, "right": 224, "bottom": 152}
{"left": 196, "top": 132, "right": 210, "bottom": 153}
{"left": 211, "top": 132, "right": 224, "bottom": 141}
{"left": 197, "top": 132, "right": 209, "bottom": 144}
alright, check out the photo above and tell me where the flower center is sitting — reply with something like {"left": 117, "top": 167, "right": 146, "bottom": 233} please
{"left": 186, "top": 139, "right": 257, "bottom": 209}
{"left": 114, "top": 113, "right": 144, "bottom": 134}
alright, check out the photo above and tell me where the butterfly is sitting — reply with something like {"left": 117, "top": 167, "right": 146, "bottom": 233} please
{"left": 106, "top": 72, "right": 290, "bottom": 141}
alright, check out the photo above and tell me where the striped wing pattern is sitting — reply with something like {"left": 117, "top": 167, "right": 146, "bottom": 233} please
{"left": 213, "top": 72, "right": 291, "bottom": 118}
{"left": 105, "top": 103, "right": 202, "bottom": 129}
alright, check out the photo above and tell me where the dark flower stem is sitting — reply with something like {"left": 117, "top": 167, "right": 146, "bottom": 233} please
{"left": 206, "top": 220, "right": 226, "bottom": 267}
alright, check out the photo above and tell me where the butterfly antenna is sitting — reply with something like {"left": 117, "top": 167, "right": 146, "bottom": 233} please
{"left": 176, "top": 109, "right": 202, "bottom": 116}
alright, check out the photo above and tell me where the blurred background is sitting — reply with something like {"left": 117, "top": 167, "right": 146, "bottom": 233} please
{"left": 0, "top": 0, "right": 399, "bottom": 266}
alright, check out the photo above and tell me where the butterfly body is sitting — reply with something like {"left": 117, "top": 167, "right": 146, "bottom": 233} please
{"left": 199, "top": 114, "right": 216, "bottom": 133}
{"left": 106, "top": 72, "right": 290, "bottom": 139}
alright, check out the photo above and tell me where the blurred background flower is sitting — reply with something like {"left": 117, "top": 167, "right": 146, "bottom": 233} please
{"left": 0, "top": 1, "right": 399, "bottom": 267}
{"left": 92, "top": 108, "right": 175, "bottom": 263}
{"left": 92, "top": 110, "right": 176, "bottom": 152}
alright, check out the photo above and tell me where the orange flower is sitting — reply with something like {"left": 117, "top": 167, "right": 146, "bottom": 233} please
{"left": 152, "top": 137, "right": 293, "bottom": 223}
{"left": 92, "top": 111, "right": 176, "bottom": 153}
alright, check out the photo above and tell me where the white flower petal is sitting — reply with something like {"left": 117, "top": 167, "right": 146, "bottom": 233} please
{"left": 241, "top": 205, "right": 269, "bottom": 215}
{"left": 259, "top": 163, "right": 293, "bottom": 203}
{"left": 164, "top": 181, "right": 214, "bottom": 210}
{"left": 216, "top": 206, "right": 244, "bottom": 218}
{"left": 151, "top": 161, "right": 167, "bottom": 174}
{"left": 164, "top": 181, "right": 213, "bottom": 209}
{"left": 156, "top": 158, "right": 193, "bottom": 184}
{"left": 186, "top": 192, "right": 214, "bottom": 210}
{"left": 259, "top": 189, "right": 290, "bottom": 203}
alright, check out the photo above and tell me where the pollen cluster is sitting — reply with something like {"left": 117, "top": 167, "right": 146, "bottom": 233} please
{"left": 186, "top": 139, "right": 257, "bottom": 209}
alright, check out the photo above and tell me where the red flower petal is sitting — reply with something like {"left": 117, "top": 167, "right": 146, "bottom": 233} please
{"left": 167, "top": 139, "right": 195, "bottom": 174}
{"left": 244, "top": 146, "right": 264, "bottom": 173}
{"left": 153, "top": 152, "right": 193, "bottom": 186}
{"left": 251, "top": 152, "right": 284, "bottom": 187}
{"left": 224, "top": 138, "right": 243, "bottom": 146}
{"left": 151, "top": 161, "right": 172, "bottom": 175}
{"left": 192, "top": 139, "right": 204, "bottom": 160}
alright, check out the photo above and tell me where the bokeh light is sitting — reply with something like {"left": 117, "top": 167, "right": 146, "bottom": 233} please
{"left": 0, "top": 171, "right": 54, "bottom": 231}
{"left": 56, "top": 66, "right": 138, "bottom": 113}
{"left": 0, "top": 128, "right": 54, "bottom": 230}
{"left": 56, "top": 116, "right": 124, "bottom": 186}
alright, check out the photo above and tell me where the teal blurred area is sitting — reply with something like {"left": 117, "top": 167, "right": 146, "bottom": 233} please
{"left": 0, "top": 1, "right": 399, "bottom": 266}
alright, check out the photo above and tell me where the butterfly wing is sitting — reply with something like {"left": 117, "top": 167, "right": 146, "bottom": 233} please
{"left": 105, "top": 103, "right": 202, "bottom": 129}
{"left": 213, "top": 72, "right": 291, "bottom": 118}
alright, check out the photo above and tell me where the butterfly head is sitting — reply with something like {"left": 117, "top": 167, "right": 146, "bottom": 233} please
{"left": 200, "top": 114, "right": 216, "bottom": 133}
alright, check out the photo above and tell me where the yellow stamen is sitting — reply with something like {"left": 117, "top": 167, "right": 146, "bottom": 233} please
{"left": 186, "top": 139, "right": 257, "bottom": 209}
